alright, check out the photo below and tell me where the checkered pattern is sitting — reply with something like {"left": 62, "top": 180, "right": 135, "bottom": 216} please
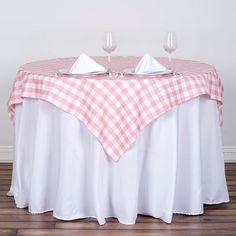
{"left": 8, "top": 57, "right": 223, "bottom": 161}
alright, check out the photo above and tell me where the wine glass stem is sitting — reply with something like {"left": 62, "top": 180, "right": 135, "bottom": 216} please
{"left": 108, "top": 54, "right": 112, "bottom": 77}
{"left": 168, "top": 54, "right": 171, "bottom": 63}
{"left": 168, "top": 54, "right": 172, "bottom": 69}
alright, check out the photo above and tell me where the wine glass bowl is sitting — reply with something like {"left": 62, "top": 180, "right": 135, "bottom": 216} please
{"left": 102, "top": 44, "right": 116, "bottom": 54}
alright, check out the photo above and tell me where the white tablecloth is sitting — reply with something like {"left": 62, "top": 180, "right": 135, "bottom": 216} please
{"left": 9, "top": 96, "right": 229, "bottom": 225}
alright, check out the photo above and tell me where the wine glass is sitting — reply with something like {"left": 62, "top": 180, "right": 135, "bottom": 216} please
{"left": 163, "top": 32, "right": 177, "bottom": 68}
{"left": 102, "top": 31, "right": 117, "bottom": 75}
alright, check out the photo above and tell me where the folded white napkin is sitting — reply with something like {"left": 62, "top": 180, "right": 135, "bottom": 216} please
{"left": 135, "top": 54, "right": 166, "bottom": 74}
{"left": 69, "top": 53, "right": 106, "bottom": 74}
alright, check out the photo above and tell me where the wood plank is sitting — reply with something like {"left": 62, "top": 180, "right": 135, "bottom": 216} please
{"left": 126, "top": 214, "right": 236, "bottom": 224}
{"left": 227, "top": 186, "right": 236, "bottom": 191}
{"left": 0, "top": 222, "right": 54, "bottom": 229}
{"left": 16, "top": 229, "right": 236, "bottom": 236}
{"left": 149, "top": 215, "right": 236, "bottom": 223}
{"left": 0, "top": 190, "right": 9, "bottom": 196}
{"left": 0, "top": 173, "right": 12, "bottom": 176}
{"left": 0, "top": 180, "right": 12, "bottom": 185}
{"left": 225, "top": 171, "right": 236, "bottom": 176}
{"left": 0, "top": 229, "right": 16, "bottom": 236}
{"left": 204, "top": 203, "right": 236, "bottom": 209}
{"left": 0, "top": 164, "right": 12, "bottom": 169}
{"left": 0, "top": 208, "right": 52, "bottom": 215}
{"left": 55, "top": 222, "right": 236, "bottom": 230}
{"left": 0, "top": 202, "right": 16, "bottom": 208}
{"left": 0, "top": 214, "right": 57, "bottom": 222}
{"left": 227, "top": 181, "right": 236, "bottom": 186}
{"left": 0, "top": 176, "right": 12, "bottom": 180}
{"left": 227, "top": 176, "right": 236, "bottom": 181}
{"left": 203, "top": 209, "right": 236, "bottom": 215}
{"left": 225, "top": 163, "right": 236, "bottom": 170}
{"left": 229, "top": 197, "right": 236, "bottom": 203}
{"left": 0, "top": 186, "right": 11, "bottom": 191}
{"left": 0, "top": 170, "right": 13, "bottom": 175}
{"left": 0, "top": 196, "right": 15, "bottom": 202}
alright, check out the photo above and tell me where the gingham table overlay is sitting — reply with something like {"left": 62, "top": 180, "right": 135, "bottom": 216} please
{"left": 8, "top": 57, "right": 224, "bottom": 161}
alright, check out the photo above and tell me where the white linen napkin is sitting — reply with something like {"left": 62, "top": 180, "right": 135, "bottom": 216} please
{"left": 135, "top": 54, "right": 166, "bottom": 74}
{"left": 69, "top": 53, "right": 106, "bottom": 74}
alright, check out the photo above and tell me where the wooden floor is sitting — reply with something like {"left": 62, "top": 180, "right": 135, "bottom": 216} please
{"left": 0, "top": 163, "right": 235, "bottom": 236}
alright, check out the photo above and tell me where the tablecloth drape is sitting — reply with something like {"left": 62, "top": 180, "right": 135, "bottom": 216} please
{"left": 8, "top": 96, "right": 229, "bottom": 225}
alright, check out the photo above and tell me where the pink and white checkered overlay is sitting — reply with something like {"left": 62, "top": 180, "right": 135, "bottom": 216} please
{"left": 8, "top": 57, "right": 223, "bottom": 161}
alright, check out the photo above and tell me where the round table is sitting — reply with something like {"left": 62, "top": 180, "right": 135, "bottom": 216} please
{"left": 8, "top": 57, "right": 229, "bottom": 225}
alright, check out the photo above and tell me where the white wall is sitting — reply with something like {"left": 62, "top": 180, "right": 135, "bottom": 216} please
{"left": 0, "top": 0, "right": 236, "bottom": 153}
